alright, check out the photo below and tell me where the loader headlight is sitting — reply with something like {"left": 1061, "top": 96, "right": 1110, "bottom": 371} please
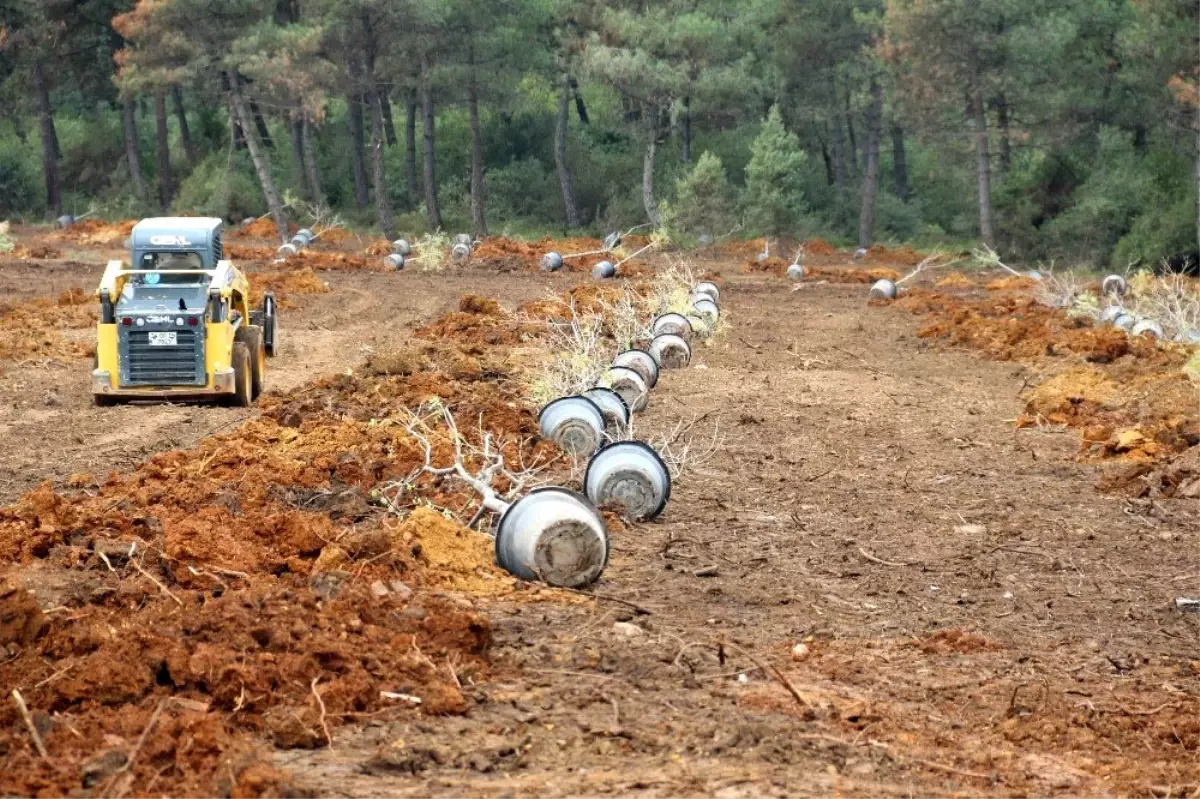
{"left": 135, "top": 317, "right": 146, "bottom": 327}
{"left": 176, "top": 317, "right": 184, "bottom": 326}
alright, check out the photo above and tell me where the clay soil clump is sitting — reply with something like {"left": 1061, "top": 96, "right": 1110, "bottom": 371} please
{"left": 0, "top": 288, "right": 95, "bottom": 362}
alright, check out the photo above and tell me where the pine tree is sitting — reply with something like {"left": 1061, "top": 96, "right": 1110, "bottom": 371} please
{"left": 743, "top": 106, "right": 807, "bottom": 236}
{"left": 668, "top": 151, "right": 732, "bottom": 240}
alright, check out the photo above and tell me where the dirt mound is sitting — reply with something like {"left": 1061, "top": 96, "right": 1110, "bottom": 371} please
{"left": 0, "top": 282, "right": 608, "bottom": 794}
{"left": 390, "top": 507, "right": 516, "bottom": 595}
{"left": 742, "top": 256, "right": 788, "bottom": 277}
{"left": 806, "top": 265, "right": 902, "bottom": 284}
{"left": 986, "top": 275, "right": 1038, "bottom": 291}
{"left": 804, "top": 238, "right": 836, "bottom": 256}
{"left": 0, "top": 290, "right": 95, "bottom": 362}
{"left": 1023, "top": 367, "right": 1121, "bottom": 423}
{"left": 13, "top": 243, "right": 63, "bottom": 260}
{"left": 290, "top": 249, "right": 382, "bottom": 271}
{"left": 415, "top": 296, "right": 538, "bottom": 347}
{"left": 867, "top": 244, "right": 924, "bottom": 266}
{"left": 48, "top": 218, "right": 136, "bottom": 247}
{"left": 226, "top": 243, "right": 279, "bottom": 262}
{"left": 891, "top": 287, "right": 1198, "bottom": 485}
{"left": 904, "top": 292, "right": 1175, "bottom": 365}
{"left": 233, "top": 217, "right": 293, "bottom": 239}
{"left": 249, "top": 268, "right": 330, "bottom": 308}
{"left": 471, "top": 236, "right": 655, "bottom": 275}
{"left": 936, "top": 272, "right": 974, "bottom": 289}
{"left": 314, "top": 227, "right": 354, "bottom": 244}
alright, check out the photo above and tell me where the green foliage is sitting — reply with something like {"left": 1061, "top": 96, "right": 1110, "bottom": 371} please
{"left": 484, "top": 158, "right": 562, "bottom": 224}
{"left": 0, "top": 135, "right": 41, "bottom": 216}
{"left": 174, "top": 152, "right": 265, "bottom": 220}
{"left": 666, "top": 151, "right": 733, "bottom": 241}
{"left": 1112, "top": 180, "right": 1196, "bottom": 268}
{"left": 0, "top": 0, "right": 1191, "bottom": 267}
{"left": 742, "top": 106, "right": 807, "bottom": 236}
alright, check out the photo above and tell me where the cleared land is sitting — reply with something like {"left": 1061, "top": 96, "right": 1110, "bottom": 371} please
{"left": 0, "top": 223, "right": 1195, "bottom": 797}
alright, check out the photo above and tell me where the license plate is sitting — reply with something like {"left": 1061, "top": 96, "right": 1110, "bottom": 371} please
{"left": 148, "top": 331, "right": 177, "bottom": 347}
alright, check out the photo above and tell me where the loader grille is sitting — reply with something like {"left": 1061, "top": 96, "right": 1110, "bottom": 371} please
{"left": 120, "top": 328, "right": 206, "bottom": 387}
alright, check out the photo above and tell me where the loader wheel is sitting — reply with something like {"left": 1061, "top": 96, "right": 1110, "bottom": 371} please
{"left": 236, "top": 325, "right": 266, "bottom": 398}
{"left": 227, "top": 342, "right": 254, "bottom": 408}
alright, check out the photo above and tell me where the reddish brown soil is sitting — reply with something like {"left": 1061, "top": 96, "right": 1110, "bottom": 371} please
{"left": 282, "top": 272, "right": 1198, "bottom": 797}
{"left": 1, "top": 224, "right": 1195, "bottom": 797}
{"left": 0, "top": 277, "right": 584, "bottom": 796}
{"left": 471, "top": 236, "right": 654, "bottom": 275}
{"left": 893, "top": 288, "right": 1199, "bottom": 492}
{"left": 807, "top": 264, "right": 903, "bottom": 283}
{"left": 233, "top": 218, "right": 293, "bottom": 239}
{"left": 0, "top": 288, "right": 96, "bottom": 362}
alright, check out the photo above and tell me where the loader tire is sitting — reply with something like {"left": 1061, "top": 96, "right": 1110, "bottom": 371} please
{"left": 236, "top": 325, "right": 266, "bottom": 398}
{"left": 227, "top": 342, "right": 254, "bottom": 407}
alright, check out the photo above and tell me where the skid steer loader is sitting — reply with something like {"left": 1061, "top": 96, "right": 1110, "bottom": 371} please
{"left": 92, "top": 217, "right": 278, "bottom": 407}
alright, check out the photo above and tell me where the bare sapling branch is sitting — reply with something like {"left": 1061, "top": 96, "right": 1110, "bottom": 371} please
{"left": 895, "top": 250, "right": 962, "bottom": 285}
{"left": 648, "top": 412, "right": 725, "bottom": 478}
{"left": 971, "top": 245, "right": 1022, "bottom": 276}
{"left": 377, "top": 403, "right": 553, "bottom": 529}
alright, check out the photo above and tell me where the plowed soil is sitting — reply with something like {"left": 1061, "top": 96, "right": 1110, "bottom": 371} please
{"left": 1, "top": 228, "right": 1195, "bottom": 798}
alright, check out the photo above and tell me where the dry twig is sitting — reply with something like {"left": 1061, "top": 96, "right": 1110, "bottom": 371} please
{"left": 11, "top": 689, "right": 48, "bottom": 759}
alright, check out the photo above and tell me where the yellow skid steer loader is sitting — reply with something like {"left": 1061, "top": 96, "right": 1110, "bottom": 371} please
{"left": 92, "top": 217, "right": 277, "bottom": 407}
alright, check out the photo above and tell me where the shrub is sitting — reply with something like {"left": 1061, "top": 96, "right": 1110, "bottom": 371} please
{"left": 173, "top": 151, "right": 265, "bottom": 220}
{"left": 0, "top": 135, "right": 41, "bottom": 216}
{"left": 484, "top": 158, "right": 561, "bottom": 224}
{"left": 873, "top": 191, "right": 923, "bottom": 242}
{"left": 742, "top": 106, "right": 807, "bottom": 235}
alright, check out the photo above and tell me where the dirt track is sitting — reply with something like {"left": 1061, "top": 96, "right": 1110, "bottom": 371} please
{"left": 0, "top": 237, "right": 1196, "bottom": 797}
{"left": 0, "top": 263, "right": 564, "bottom": 504}
{"left": 275, "top": 272, "right": 1198, "bottom": 797}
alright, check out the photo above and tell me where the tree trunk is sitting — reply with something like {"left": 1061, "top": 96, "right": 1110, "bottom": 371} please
{"left": 154, "top": 91, "right": 174, "bottom": 209}
{"left": 831, "top": 104, "right": 847, "bottom": 197}
{"left": 32, "top": 61, "right": 62, "bottom": 217}
{"left": 365, "top": 87, "right": 396, "bottom": 240}
{"left": 846, "top": 109, "right": 860, "bottom": 183}
{"left": 995, "top": 93, "right": 1012, "bottom": 178}
{"left": 569, "top": 76, "right": 589, "bottom": 125}
{"left": 970, "top": 85, "right": 995, "bottom": 248}
{"left": 818, "top": 126, "right": 834, "bottom": 186}
{"left": 379, "top": 85, "right": 398, "bottom": 146}
{"left": 228, "top": 73, "right": 288, "bottom": 242}
{"left": 171, "top": 86, "right": 197, "bottom": 166}
{"left": 420, "top": 54, "right": 442, "bottom": 230}
{"left": 857, "top": 79, "right": 884, "bottom": 249}
{"left": 249, "top": 97, "right": 274, "bottom": 149}
{"left": 554, "top": 73, "right": 581, "bottom": 229}
{"left": 892, "top": 124, "right": 909, "bottom": 202}
{"left": 288, "top": 112, "right": 310, "bottom": 198}
{"left": 642, "top": 105, "right": 661, "bottom": 228}
{"left": 1133, "top": 124, "right": 1148, "bottom": 155}
{"left": 1195, "top": 117, "right": 1199, "bottom": 259}
{"left": 301, "top": 116, "right": 325, "bottom": 207}
{"left": 681, "top": 95, "right": 692, "bottom": 165}
{"left": 405, "top": 89, "right": 419, "bottom": 209}
{"left": 122, "top": 99, "right": 146, "bottom": 200}
{"left": 346, "top": 58, "right": 370, "bottom": 209}
{"left": 223, "top": 73, "right": 245, "bottom": 150}
{"left": 467, "top": 42, "right": 487, "bottom": 238}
